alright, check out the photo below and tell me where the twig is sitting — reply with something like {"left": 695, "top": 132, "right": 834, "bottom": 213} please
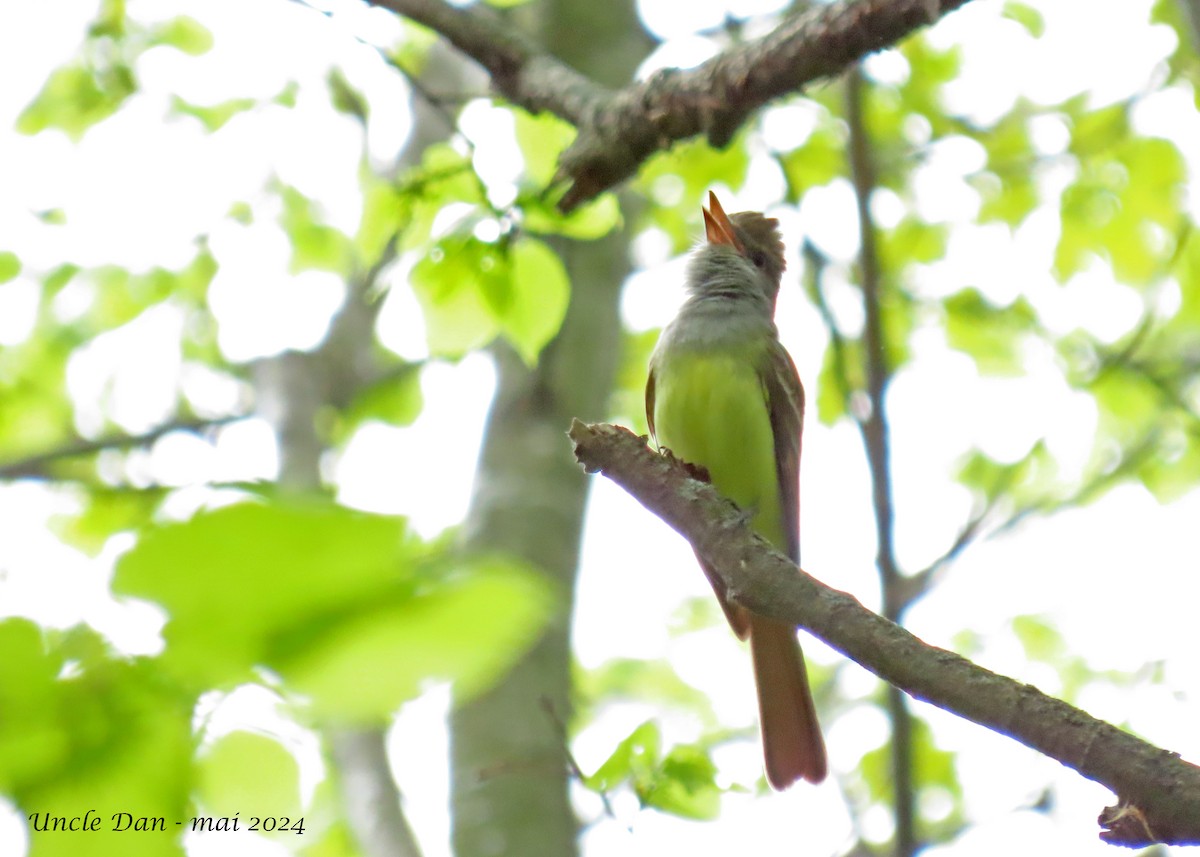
{"left": 0, "top": 416, "right": 242, "bottom": 480}
{"left": 568, "top": 419, "right": 1200, "bottom": 847}
{"left": 538, "top": 696, "right": 620, "bottom": 824}
{"left": 370, "top": 0, "right": 974, "bottom": 210}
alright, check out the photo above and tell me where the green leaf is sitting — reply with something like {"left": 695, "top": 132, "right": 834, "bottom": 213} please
{"left": 1166, "top": 229, "right": 1200, "bottom": 332}
{"left": 0, "top": 252, "right": 20, "bottom": 284}
{"left": 387, "top": 143, "right": 485, "bottom": 254}
{"left": 0, "top": 618, "right": 65, "bottom": 795}
{"left": 410, "top": 235, "right": 503, "bottom": 358}
{"left": 521, "top": 193, "right": 621, "bottom": 240}
{"left": 52, "top": 487, "right": 167, "bottom": 556}
{"left": 1066, "top": 101, "right": 1129, "bottom": 159}
{"left": 0, "top": 621, "right": 194, "bottom": 857}
{"left": 955, "top": 441, "right": 1057, "bottom": 507}
{"left": 300, "top": 818, "right": 359, "bottom": 857}
{"left": 879, "top": 217, "right": 946, "bottom": 272}
{"left": 0, "top": 332, "right": 76, "bottom": 462}
{"left": 1011, "top": 614, "right": 1064, "bottom": 661}
{"left": 278, "top": 183, "right": 355, "bottom": 274}
{"left": 584, "top": 720, "right": 722, "bottom": 820}
{"left": 113, "top": 502, "right": 422, "bottom": 688}
{"left": 44, "top": 263, "right": 79, "bottom": 295}
{"left": 390, "top": 20, "right": 439, "bottom": 78}
{"left": 943, "top": 288, "right": 1037, "bottom": 375}
{"left": 579, "top": 658, "right": 716, "bottom": 723}
{"left": 1002, "top": 2, "right": 1045, "bottom": 37}
{"left": 1090, "top": 362, "right": 1161, "bottom": 442}
{"left": 328, "top": 68, "right": 368, "bottom": 125}
{"left": 284, "top": 555, "right": 550, "bottom": 720}
{"left": 881, "top": 287, "right": 916, "bottom": 372}
{"left": 896, "top": 38, "right": 962, "bottom": 137}
{"left": 501, "top": 237, "right": 570, "bottom": 364}
{"left": 337, "top": 366, "right": 425, "bottom": 438}
{"left": 1139, "top": 430, "right": 1200, "bottom": 502}
{"left": 636, "top": 136, "right": 751, "bottom": 253}
{"left": 513, "top": 109, "right": 576, "bottom": 187}
{"left": 112, "top": 502, "right": 549, "bottom": 718}
{"left": 198, "top": 731, "right": 301, "bottom": 819}
{"left": 85, "top": 251, "right": 214, "bottom": 330}
{"left": 356, "top": 173, "right": 405, "bottom": 264}
{"left": 779, "top": 124, "right": 846, "bottom": 201}
{"left": 510, "top": 112, "right": 623, "bottom": 234}
{"left": 410, "top": 235, "right": 569, "bottom": 364}
{"left": 969, "top": 101, "right": 1039, "bottom": 226}
{"left": 273, "top": 80, "right": 300, "bottom": 109}
{"left": 815, "top": 341, "right": 851, "bottom": 425}
{"left": 1058, "top": 134, "right": 1185, "bottom": 283}
{"left": 92, "top": 0, "right": 127, "bottom": 38}
{"left": 170, "top": 95, "right": 256, "bottom": 132}
{"left": 644, "top": 743, "right": 721, "bottom": 820}
{"left": 17, "top": 63, "right": 136, "bottom": 140}
{"left": 150, "top": 15, "right": 213, "bottom": 56}
{"left": 37, "top": 208, "right": 68, "bottom": 226}
{"left": 587, "top": 720, "right": 661, "bottom": 790}
{"left": 1153, "top": 0, "right": 1200, "bottom": 90}
{"left": 227, "top": 201, "right": 254, "bottom": 225}
{"left": 860, "top": 714, "right": 960, "bottom": 834}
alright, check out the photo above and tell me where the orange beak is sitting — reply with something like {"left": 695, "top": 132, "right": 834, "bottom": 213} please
{"left": 702, "top": 191, "right": 743, "bottom": 252}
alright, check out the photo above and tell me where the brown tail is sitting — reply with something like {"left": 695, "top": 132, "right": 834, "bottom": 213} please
{"left": 748, "top": 614, "right": 827, "bottom": 789}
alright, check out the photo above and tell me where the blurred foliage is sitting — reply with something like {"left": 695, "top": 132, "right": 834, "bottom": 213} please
{"left": 0, "top": 620, "right": 194, "bottom": 857}
{"left": 17, "top": 12, "right": 211, "bottom": 140}
{"left": 0, "top": 500, "right": 549, "bottom": 857}
{"left": 857, "top": 713, "right": 964, "bottom": 841}
{"left": 411, "top": 232, "right": 570, "bottom": 364}
{"left": 584, "top": 720, "right": 724, "bottom": 820}
{"left": 2, "top": 0, "right": 1199, "bottom": 854}
{"left": 112, "top": 502, "right": 549, "bottom": 714}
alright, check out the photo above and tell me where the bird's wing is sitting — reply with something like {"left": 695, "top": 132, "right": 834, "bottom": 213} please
{"left": 645, "top": 364, "right": 657, "bottom": 443}
{"left": 646, "top": 356, "right": 752, "bottom": 638}
{"left": 760, "top": 338, "right": 805, "bottom": 564}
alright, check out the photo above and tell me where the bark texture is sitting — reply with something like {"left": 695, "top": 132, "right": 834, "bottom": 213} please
{"left": 448, "top": 3, "right": 650, "bottom": 855}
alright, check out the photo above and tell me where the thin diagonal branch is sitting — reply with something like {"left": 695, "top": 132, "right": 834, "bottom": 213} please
{"left": 0, "top": 416, "right": 242, "bottom": 481}
{"left": 845, "top": 66, "right": 899, "bottom": 614}
{"left": 569, "top": 419, "right": 1200, "bottom": 848}
{"left": 370, "top": 0, "right": 974, "bottom": 210}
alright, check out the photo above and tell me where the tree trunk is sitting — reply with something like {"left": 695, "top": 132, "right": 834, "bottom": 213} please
{"left": 449, "top": 4, "right": 650, "bottom": 854}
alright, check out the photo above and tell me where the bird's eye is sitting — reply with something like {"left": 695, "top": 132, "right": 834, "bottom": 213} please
{"left": 751, "top": 251, "right": 767, "bottom": 269}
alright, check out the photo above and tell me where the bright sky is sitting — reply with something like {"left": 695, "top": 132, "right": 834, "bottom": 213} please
{"left": 2, "top": 0, "right": 1199, "bottom": 855}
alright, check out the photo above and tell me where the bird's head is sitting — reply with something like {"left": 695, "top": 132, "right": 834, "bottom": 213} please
{"left": 700, "top": 191, "right": 787, "bottom": 308}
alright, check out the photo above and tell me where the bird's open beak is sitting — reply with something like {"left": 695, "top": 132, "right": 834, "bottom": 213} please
{"left": 703, "top": 191, "right": 743, "bottom": 252}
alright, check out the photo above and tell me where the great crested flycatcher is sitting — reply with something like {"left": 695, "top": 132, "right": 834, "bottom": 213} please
{"left": 645, "top": 191, "right": 826, "bottom": 790}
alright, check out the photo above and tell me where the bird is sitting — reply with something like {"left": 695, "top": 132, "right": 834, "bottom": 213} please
{"left": 645, "top": 191, "right": 826, "bottom": 789}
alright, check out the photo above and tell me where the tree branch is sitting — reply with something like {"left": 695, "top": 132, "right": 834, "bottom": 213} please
{"left": 329, "top": 728, "right": 425, "bottom": 857}
{"left": 0, "top": 416, "right": 242, "bottom": 481}
{"left": 844, "top": 64, "right": 917, "bottom": 855}
{"left": 568, "top": 419, "right": 1200, "bottom": 848}
{"left": 370, "top": 0, "right": 974, "bottom": 210}
{"left": 846, "top": 66, "right": 900, "bottom": 613}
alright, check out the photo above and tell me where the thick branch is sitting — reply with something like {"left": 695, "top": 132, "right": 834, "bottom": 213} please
{"left": 370, "top": 0, "right": 606, "bottom": 124}
{"left": 568, "top": 420, "right": 1200, "bottom": 848}
{"left": 371, "top": 0, "right": 974, "bottom": 210}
